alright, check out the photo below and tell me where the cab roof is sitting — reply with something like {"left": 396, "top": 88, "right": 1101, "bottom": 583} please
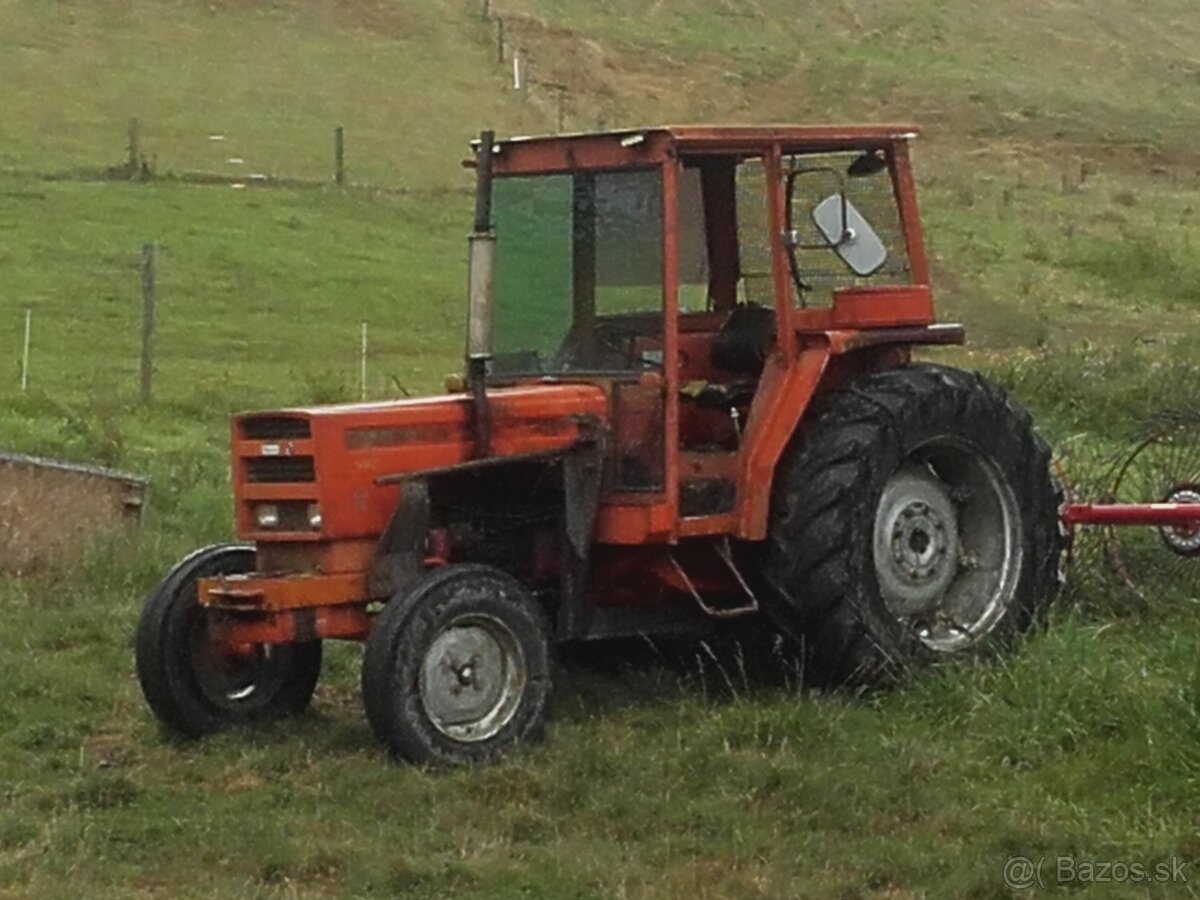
{"left": 482, "top": 124, "right": 920, "bottom": 175}
{"left": 498, "top": 123, "right": 919, "bottom": 151}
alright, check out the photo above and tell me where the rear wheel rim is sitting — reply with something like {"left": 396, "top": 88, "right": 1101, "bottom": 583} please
{"left": 419, "top": 614, "right": 526, "bottom": 743}
{"left": 873, "top": 439, "right": 1022, "bottom": 652}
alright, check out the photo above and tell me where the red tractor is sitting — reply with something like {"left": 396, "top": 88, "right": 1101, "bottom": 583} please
{"left": 135, "top": 125, "right": 1064, "bottom": 765}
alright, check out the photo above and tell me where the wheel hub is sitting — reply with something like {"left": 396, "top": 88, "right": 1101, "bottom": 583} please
{"left": 889, "top": 499, "right": 953, "bottom": 581}
{"left": 420, "top": 617, "right": 524, "bottom": 743}
{"left": 1161, "top": 486, "right": 1200, "bottom": 557}
{"left": 874, "top": 467, "right": 960, "bottom": 616}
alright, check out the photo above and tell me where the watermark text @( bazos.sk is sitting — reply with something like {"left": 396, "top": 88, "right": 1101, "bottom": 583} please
{"left": 1003, "top": 855, "right": 1188, "bottom": 890}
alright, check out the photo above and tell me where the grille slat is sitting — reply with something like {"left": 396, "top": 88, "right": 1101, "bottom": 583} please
{"left": 245, "top": 456, "right": 316, "bottom": 483}
{"left": 241, "top": 417, "right": 311, "bottom": 440}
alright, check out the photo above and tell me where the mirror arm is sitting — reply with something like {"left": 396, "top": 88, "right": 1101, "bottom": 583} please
{"left": 792, "top": 163, "right": 851, "bottom": 244}
{"left": 783, "top": 170, "right": 814, "bottom": 303}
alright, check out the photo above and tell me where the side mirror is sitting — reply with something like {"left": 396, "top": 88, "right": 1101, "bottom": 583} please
{"left": 811, "top": 194, "right": 888, "bottom": 277}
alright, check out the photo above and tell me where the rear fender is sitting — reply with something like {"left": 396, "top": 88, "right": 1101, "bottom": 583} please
{"left": 734, "top": 324, "right": 964, "bottom": 540}
{"left": 735, "top": 346, "right": 830, "bottom": 539}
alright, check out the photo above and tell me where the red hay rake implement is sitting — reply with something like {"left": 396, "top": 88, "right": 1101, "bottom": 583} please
{"left": 1059, "top": 417, "right": 1200, "bottom": 600}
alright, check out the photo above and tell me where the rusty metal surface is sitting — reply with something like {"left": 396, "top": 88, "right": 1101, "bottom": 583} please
{"left": 366, "top": 480, "right": 430, "bottom": 599}
{"left": 209, "top": 604, "right": 371, "bottom": 645}
{"left": 487, "top": 125, "right": 921, "bottom": 178}
{"left": 563, "top": 444, "right": 605, "bottom": 560}
{"left": 374, "top": 446, "right": 577, "bottom": 485}
{"left": 825, "top": 323, "right": 966, "bottom": 354}
{"left": 198, "top": 571, "right": 367, "bottom": 611}
{"left": 666, "top": 538, "right": 760, "bottom": 619}
{"left": 491, "top": 124, "right": 920, "bottom": 152}
{"left": 735, "top": 348, "right": 830, "bottom": 538}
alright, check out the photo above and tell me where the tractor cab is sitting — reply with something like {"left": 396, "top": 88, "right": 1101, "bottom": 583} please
{"left": 473, "top": 126, "right": 958, "bottom": 544}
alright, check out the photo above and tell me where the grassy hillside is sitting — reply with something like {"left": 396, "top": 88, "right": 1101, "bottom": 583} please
{"left": 5, "top": 0, "right": 1200, "bottom": 181}
{"left": 2, "top": 0, "right": 1199, "bottom": 369}
{"left": 1, "top": 1, "right": 1199, "bottom": 897}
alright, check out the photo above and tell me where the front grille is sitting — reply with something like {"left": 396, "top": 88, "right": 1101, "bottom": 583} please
{"left": 245, "top": 456, "right": 316, "bottom": 483}
{"left": 241, "top": 417, "right": 311, "bottom": 440}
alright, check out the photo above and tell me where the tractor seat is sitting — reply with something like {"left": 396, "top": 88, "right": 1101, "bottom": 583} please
{"left": 710, "top": 303, "right": 776, "bottom": 375}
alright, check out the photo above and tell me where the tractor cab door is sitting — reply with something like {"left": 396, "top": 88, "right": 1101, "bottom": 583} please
{"left": 564, "top": 169, "right": 668, "bottom": 498}
{"left": 488, "top": 166, "right": 671, "bottom": 536}
{"left": 670, "top": 155, "right": 780, "bottom": 525}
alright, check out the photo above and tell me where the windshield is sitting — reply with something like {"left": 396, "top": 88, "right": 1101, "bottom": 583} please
{"left": 491, "top": 168, "right": 663, "bottom": 376}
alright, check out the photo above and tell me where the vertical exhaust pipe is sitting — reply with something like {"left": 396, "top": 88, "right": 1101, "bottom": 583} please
{"left": 466, "top": 129, "right": 496, "bottom": 457}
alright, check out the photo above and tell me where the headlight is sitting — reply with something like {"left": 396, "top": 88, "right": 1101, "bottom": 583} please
{"left": 307, "top": 503, "right": 322, "bottom": 530}
{"left": 255, "top": 504, "right": 280, "bottom": 529}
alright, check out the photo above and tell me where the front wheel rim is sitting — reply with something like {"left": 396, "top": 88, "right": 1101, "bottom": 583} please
{"left": 419, "top": 614, "right": 527, "bottom": 743}
{"left": 872, "top": 439, "right": 1023, "bottom": 652}
{"left": 190, "top": 618, "right": 288, "bottom": 711}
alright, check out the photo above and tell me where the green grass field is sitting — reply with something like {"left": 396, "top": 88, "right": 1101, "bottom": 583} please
{"left": 1, "top": 0, "right": 1199, "bottom": 897}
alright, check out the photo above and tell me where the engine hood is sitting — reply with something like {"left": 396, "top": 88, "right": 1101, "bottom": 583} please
{"left": 232, "top": 383, "right": 609, "bottom": 541}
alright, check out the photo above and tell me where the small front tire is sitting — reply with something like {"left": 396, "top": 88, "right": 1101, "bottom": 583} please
{"left": 135, "top": 543, "right": 322, "bottom": 737}
{"left": 361, "top": 563, "right": 552, "bottom": 766}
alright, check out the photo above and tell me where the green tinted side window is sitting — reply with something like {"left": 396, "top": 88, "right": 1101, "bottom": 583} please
{"left": 491, "top": 169, "right": 664, "bottom": 375}
{"left": 491, "top": 174, "right": 574, "bottom": 368}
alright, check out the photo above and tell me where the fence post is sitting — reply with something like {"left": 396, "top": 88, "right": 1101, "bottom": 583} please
{"left": 127, "top": 117, "right": 141, "bottom": 174}
{"left": 360, "top": 322, "right": 368, "bottom": 401}
{"left": 544, "top": 83, "right": 568, "bottom": 132}
{"left": 334, "top": 126, "right": 346, "bottom": 187}
{"left": 20, "top": 308, "right": 31, "bottom": 392}
{"left": 140, "top": 244, "right": 157, "bottom": 402}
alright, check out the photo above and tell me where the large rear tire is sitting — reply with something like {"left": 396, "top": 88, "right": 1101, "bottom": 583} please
{"left": 763, "top": 364, "right": 1063, "bottom": 686}
{"left": 362, "top": 563, "right": 552, "bottom": 766}
{"left": 135, "top": 544, "right": 322, "bottom": 737}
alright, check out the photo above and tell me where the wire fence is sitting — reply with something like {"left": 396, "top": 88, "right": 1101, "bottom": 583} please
{"left": 3, "top": 2, "right": 586, "bottom": 197}
{"left": 0, "top": 1, "right": 595, "bottom": 407}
